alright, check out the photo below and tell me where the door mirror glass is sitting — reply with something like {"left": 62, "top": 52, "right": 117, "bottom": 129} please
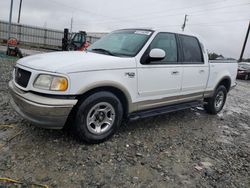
{"left": 149, "top": 48, "right": 166, "bottom": 61}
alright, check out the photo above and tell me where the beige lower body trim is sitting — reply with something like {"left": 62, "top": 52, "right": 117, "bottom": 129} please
{"left": 204, "top": 90, "right": 214, "bottom": 98}
{"left": 135, "top": 92, "right": 204, "bottom": 111}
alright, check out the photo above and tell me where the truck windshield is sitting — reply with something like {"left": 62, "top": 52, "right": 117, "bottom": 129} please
{"left": 87, "top": 30, "right": 153, "bottom": 57}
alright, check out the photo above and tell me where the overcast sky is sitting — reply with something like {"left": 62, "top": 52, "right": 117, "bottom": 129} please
{"left": 0, "top": 0, "right": 250, "bottom": 59}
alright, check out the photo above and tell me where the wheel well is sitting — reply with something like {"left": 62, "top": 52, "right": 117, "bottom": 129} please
{"left": 76, "top": 86, "right": 129, "bottom": 118}
{"left": 217, "top": 78, "right": 231, "bottom": 92}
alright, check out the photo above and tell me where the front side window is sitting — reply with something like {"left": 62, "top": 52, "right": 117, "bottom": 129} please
{"left": 149, "top": 33, "right": 178, "bottom": 63}
{"left": 87, "top": 30, "right": 153, "bottom": 57}
{"left": 179, "top": 35, "right": 204, "bottom": 63}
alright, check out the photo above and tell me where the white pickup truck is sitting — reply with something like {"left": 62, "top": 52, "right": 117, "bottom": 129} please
{"left": 9, "top": 29, "right": 237, "bottom": 143}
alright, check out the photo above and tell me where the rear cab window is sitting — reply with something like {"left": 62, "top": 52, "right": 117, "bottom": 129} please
{"left": 179, "top": 35, "right": 204, "bottom": 64}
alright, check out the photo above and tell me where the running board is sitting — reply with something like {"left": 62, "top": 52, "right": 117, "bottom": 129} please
{"left": 129, "top": 101, "right": 203, "bottom": 121}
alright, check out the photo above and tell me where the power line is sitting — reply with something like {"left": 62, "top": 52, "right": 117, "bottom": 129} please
{"left": 131, "top": 2, "right": 250, "bottom": 23}
{"left": 159, "top": 18, "right": 249, "bottom": 29}
{"left": 31, "top": 0, "right": 250, "bottom": 29}
{"left": 94, "top": 0, "right": 233, "bottom": 23}
{"left": 42, "top": 0, "right": 249, "bottom": 26}
{"left": 189, "top": 24, "right": 246, "bottom": 28}
{"left": 191, "top": 8, "right": 250, "bottom": 16}
{"left": 93, "top": 3, "right": 250, "bottom": 29}
{"left": 80, "top": 17, "right": 250, "bottom": 31}
{"left": 91, "top": 1, "right": 250, "bottom": 25}
{"left": 189, "top": 2, "right": 250, "bottom": 16}
{"left": 86, "top": 2, "right": 250, "bottom": 26}
{"left": 45, "top": 0, "right": 141, "bottom": 25}
{"left": 189, "top": 18, "right": 250, "bottom": 26}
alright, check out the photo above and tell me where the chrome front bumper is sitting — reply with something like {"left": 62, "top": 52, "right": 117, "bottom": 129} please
{"left": 8, "top": 81, "right": 78, "bottom": 129}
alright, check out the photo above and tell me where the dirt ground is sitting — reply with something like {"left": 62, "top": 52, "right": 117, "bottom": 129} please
{"left": 0, "top": 54, "right": 249, "bottom": 188}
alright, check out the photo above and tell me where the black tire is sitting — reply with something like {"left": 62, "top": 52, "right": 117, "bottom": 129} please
{"left": 66, "top": 44, "right": 76, "bottom": 51}
{"left": 204, "top": 85, "right": 227, "bottom": 115}
{"left": 73, "top": 91, "right": 123, "bottom": 144}
{"left": 15, "top": 47, "right": 23, "bottom": 58}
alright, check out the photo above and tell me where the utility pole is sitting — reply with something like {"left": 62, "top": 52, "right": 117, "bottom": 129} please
{"left": 8, "top": 0, "right": 14, "bottom": 40}
{"left": 239, "top": 21, "right": 250, "bottom": 62}
{"left": 181, "top": 14, "right": 188, "bottom": 32}
{"left": 70, "top": 17, "right": 73, "bottom": 33}
{"left": 17, "top": 0, "right": 23, "bottom": 23}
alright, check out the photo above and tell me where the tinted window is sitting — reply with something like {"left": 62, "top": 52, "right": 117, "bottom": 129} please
{"left": 72, "top": 33, "right": 84, "bottom": 43}
{"left": 149, "top": 33, "right": 178, "bottom": 63}
{"left": 180, "top": 35, "right": 203, "bottom": 63}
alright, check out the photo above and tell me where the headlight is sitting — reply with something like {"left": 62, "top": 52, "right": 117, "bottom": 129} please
{"left": 34, "top": 74, "right": 68, "bottom": 91}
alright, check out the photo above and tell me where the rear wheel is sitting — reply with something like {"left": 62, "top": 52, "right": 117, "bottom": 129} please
{"left": 73, "top": 91, "right": 123, "bottom": 143}
{"left": 204, "top": 85, "right": 227, "bottom": 114}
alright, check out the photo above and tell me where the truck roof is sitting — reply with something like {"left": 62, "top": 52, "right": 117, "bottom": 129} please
{"left": 116, "top": 28, "right": 197, "bottom": 37}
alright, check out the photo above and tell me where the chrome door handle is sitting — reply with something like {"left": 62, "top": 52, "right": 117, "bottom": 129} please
{"left": 199, "top": 70, "right": 205, "bottom": 73}
{"left": 171, "top": 71, "right": 179, "bottom": 75}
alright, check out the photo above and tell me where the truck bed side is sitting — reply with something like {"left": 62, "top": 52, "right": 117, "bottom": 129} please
{"left": 205, "top": 60, "right": 238, "bottom": 96}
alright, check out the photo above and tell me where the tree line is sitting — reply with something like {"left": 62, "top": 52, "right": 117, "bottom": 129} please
{"left": 208, "top": 52, "right": 250, "bottom": 62}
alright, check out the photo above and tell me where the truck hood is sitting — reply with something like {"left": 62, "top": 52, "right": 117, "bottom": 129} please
{"left": 17, "top": 51, "right": 136, "bottom": 73}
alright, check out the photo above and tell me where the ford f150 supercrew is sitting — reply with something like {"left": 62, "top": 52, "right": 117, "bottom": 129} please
{"left": 9, "top": 29, "right": 237, "bottom": 143}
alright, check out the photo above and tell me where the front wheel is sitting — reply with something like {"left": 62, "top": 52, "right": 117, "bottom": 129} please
{"left": 73, "top": 91, "right": 123, "bottom": 143}
{"left": 204, "top": 85, "right": 227, "bottom": 115}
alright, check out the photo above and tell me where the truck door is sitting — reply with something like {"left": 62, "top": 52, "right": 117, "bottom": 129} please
{"left": 179, "top": 35, "right": 209, "bottom": 96}
{"left": 137, "top": 32, "right": 183, "bottom": 110}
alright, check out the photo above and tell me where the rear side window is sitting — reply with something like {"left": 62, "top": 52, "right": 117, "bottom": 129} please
{"left": 179, "top": 35, "right": 204, "bottom": 64}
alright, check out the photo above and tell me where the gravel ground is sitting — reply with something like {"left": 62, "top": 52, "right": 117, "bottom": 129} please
{"left": 0, "top": 54, "right": 249, "bottom": 188}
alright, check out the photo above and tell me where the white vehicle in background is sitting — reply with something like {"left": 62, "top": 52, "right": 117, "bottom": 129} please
{"left": 9, "top": 29, "right": 237, "bottom": 143}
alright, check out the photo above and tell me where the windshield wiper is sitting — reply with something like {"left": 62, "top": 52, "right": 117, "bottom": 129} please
{"left": 91, "top": 48, "right": 115, "bottom": 56}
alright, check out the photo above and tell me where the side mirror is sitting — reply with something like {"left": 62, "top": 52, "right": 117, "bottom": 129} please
{"left": 149, "top": 48, "right": 166, "bottom": 61}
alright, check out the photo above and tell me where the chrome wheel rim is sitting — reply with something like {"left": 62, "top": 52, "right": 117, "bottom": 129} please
{"left": 215, "top": 91, "right": 224, "bottom": 110}
{"left": 86, "top": 102, "right": 115, "bottom": 135}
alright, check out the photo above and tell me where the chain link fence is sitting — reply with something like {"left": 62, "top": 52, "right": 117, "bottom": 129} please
{"left": 0, "top": 20, "right": 105, "bottom": 49}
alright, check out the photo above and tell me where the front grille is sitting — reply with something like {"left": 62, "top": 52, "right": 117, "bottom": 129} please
{"left": 15, "top": 68, "right": 31, "bottom": 88}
